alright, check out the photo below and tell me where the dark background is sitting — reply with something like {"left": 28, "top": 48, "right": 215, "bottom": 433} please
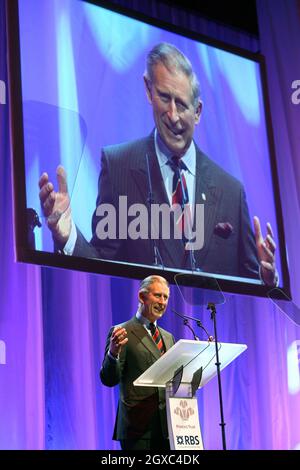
{"left": 164, "top": 0, "right": 258, "bottom": 35}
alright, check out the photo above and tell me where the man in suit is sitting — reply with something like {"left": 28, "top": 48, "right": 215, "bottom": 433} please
{"left": 100, "top": 275, "right": 175, "bottom": 450}
{"left": 39, "top": 42, "right": 277, "bottom": 285}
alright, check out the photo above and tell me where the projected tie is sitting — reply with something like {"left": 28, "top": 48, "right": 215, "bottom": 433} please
{"left": 168, "top": 156, "right": 192, "bottom": 243}
{"left": 149, "top": 322, "right": 165, "bottom": 355}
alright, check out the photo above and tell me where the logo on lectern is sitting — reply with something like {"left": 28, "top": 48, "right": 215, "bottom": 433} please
{"left": 176, "top": 435, "right": 200, "bottom": 446}
{"left": 173, "top": 400, "right": 194, "bottom": 421}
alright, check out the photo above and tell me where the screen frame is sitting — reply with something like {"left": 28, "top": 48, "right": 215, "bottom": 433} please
{"left": 6, "top": 0, "right": 291, "bottom": 299}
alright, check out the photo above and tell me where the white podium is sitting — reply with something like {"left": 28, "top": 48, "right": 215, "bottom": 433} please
{"left": 134, "top": 339, "right": 247, "bottom": 450}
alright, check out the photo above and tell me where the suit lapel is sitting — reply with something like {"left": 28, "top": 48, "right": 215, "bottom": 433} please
{"left": 128, "top": 317, "right": 173, "bottom": 359}
{"left": 130, "top": 133, "right": 168, "bottom": 207}
{"left": 129, "top": 317, "right": 162, "bottom": 360}
{"left": 193, "top": 146, "right": 223, "bottom": 268}
{"left": 159, "top": 328, "right": 174, "bottom": 352}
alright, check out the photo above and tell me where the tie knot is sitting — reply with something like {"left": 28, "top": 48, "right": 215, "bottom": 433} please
{"left": 168, "top": 156, "right": 187, "bottom": 173}
{"left": 148, "top": 322, "right": 156, "bottom": 334}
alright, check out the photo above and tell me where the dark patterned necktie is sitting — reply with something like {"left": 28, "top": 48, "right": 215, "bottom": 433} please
{"left": 168, "top": 156, "right": 192, "bottom": 243}
{"left": 169, "top": 156, "right": 189, "bottom": 207}
{"left": 149, "top": 322, "right": 165, "bottom": 355}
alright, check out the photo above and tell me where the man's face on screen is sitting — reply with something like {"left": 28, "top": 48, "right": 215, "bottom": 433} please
{"left": 139, "top": 281, "right": 170, "bottom": 323}
{"left": 145, "top": 63, "right": 202, "bottom": 157}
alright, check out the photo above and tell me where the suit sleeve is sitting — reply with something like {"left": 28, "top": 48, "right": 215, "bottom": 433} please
{"left": 72, "top": 149, "right": 123, "bottom": 259}
{"left": 238, "top": 187, "right": 260, "bottom": 279}
{"left": 73, "top": 227, "right": 99, "bottom": 258}
{"left": 89, "top": 149, "right": 123, "bottom": 259}
{"left": 100, "top": 326, "right": 126, "bottom": 387}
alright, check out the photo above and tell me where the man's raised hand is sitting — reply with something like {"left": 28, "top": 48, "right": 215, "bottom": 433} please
{"left": 39, "top": 166, "right": 72, "bottom": 247}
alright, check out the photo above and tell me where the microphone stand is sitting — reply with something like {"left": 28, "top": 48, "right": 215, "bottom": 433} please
{"left": 181, "top": 312, "right": 214, "bottom": 342}
{"left": 145, "top": 154, "right": 164, "bottom": 268}
{"left": 184, "top": 318, "right": 200, "bottom": 341}
{"left": 172, "top": 309, "right": 214, "bottom": 342}
{"left": 172, "top": 309, "right": 199, "bottom": 341}
{"left": 207, "top": 302, "right": 226, "bottom": 450}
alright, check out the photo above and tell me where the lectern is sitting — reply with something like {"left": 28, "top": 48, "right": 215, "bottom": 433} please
{"left": 134, "top": 339, "right": 247, "bottom": 450}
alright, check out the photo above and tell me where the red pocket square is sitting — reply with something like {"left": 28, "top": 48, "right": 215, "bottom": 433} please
{"left": 214, "top": 222, "right": 233, "bottom": 239}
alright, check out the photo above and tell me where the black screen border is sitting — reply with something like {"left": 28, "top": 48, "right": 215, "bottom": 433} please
{"left": 6, "top": 0, "right": 291, "bottom": 299}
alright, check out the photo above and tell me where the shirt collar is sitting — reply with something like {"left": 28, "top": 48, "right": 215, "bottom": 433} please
{"left": 154, "top": 128, "right": 196, "bottom": 176}
{"left": 136, "top": 310, "right": 156, "bottom": 328}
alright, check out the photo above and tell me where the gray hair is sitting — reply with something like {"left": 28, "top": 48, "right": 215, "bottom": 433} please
{"left": 138, "top": 275, "right": 169, "bottom": 308}
{"left": 144, "top": 42, "right": 200, "bottom": 108}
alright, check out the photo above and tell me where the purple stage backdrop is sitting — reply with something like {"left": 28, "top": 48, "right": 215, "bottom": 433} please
{"left": 0, "top": 0, "right": 300, "bottom": 451}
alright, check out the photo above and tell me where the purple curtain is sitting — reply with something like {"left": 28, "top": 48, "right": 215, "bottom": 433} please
{"left": 1, "top": 0, "right": 300, "bottom": 450}
{"left": 0, "top": 0, "right": 45, "bottom": 448}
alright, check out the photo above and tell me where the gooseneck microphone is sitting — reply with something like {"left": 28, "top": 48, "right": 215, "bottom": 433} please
{"left": 27, "top": 208, "right": 42, "bottom": 250}
{"left": 172, "top": 309, "right": 199, "bottom": 341}
{"left": 172, "top": 309, "right": 213, "bottom": 342}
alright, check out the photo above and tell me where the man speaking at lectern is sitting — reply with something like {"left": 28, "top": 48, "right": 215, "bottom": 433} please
{"left": 100, "top": 275, "right": 175, "bottom": 451}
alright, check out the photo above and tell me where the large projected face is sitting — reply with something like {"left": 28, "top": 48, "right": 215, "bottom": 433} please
{"left": 144, "top": 63, "right": 202, "bottom": 156}
{"left": 12, "top": 0, "right": 289, "bottom": 296}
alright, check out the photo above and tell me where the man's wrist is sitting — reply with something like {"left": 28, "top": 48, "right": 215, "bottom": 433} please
{"left": 63, "top": 219, "right": 77, "bottom": 255}
{"left": 259, "top": 265, "right": 279, "bottom": 287}
{"left": 108, "top": 350, "right": 119, "bottom": 361}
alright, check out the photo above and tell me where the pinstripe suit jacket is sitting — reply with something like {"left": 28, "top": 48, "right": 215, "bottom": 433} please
{"left": 74, "top": 131, "right": 259, "bottom": 279}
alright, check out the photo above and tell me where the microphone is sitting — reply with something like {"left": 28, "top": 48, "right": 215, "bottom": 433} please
{"left": 27, "top": 208, "right": 42, "bottom": 250}
{"left": 172, "top": 309, "right": 200, "bottom": 341}
{"left": 145, "top": 153, "right": 164, "bottom": 268}
{"left": 172, "top": 309, "right": 214, "bottom": 342}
